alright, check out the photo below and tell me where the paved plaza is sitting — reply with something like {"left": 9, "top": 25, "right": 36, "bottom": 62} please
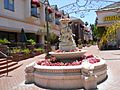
{"left": 0, "top": 45, "right": 120, "bottom": 90}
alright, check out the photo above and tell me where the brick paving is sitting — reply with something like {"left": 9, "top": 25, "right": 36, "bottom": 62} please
{"left": 0, "top": 54, "right": 46, "bottom": 90}
{"left": 0, "top": 45, "right": 120, "bottom": 90}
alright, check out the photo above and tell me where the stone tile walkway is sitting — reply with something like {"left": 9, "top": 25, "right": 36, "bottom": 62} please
{"left": 0, "top": 45, "right": 120, "bottom": 90}
{"left": 0, "top": 54, "right": 46, "bottom": 90}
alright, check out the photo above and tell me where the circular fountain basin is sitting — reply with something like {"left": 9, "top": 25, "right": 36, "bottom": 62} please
{"left": 49, "top": 50, "right": 87, "bottom": 60}
{"left": 25, "top": 58, "right": 107, "bottom": 89}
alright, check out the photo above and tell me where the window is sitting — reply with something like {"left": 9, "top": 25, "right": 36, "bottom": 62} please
{"left": 4, "top": 0, "right": 14, "bottom": 11}
{"left": 31, "top": 4, "right": 38, "bottom": 17}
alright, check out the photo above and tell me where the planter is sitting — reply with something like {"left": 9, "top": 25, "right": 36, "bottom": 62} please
{"left": 27, "top": 45, "right": 35, "bottom": 51}
{"left": 34, "top": 51, "right": 41, "bottom": 56}
{"left": 11, "top": 53, "right": 32, "bottom": 61}
{"left": 11, "top": 53, "right": 23, "bottom": 61}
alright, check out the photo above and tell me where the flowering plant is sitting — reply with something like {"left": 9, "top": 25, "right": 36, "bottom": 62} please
{"left": 37, "top": 55, "right": 100, "bottom": 66}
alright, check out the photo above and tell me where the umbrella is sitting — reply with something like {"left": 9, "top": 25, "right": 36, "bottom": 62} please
{"left": 20, "top": 28, "right": 27, "bottom": 42}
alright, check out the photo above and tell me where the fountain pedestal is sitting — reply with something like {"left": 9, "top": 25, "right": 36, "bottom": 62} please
{"left": 59, "top": 44, "right": 76, "bottom": 52}
{"left": 82, "top": 75, "right": 97, "bottom": 90}
{"left": 25, "top": 60, "right": 107, "bottom": 89}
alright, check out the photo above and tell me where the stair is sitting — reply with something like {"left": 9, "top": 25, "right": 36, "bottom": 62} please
{"left": 0, "top": 58, "right": 22, "bottom": 74}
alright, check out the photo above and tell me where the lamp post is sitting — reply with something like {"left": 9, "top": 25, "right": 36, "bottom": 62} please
{"left": 44, "top": 1, "right": 50, "bottom": 55}
{"left": 40, "top": 0, "right": 50, "bottom": 55}
{"left": 38, "top": 0, "right": 50, "bottom": 57}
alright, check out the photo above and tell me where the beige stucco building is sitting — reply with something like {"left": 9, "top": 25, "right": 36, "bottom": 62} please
{"left": 96, "top": 1, "right": 120, "bottom": 45}
{"left": 0, "top": 0, "right": 60, "bottom": 45}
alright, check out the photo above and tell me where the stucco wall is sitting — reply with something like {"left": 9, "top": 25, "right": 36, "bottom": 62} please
{"left": 96, "top": 11, "right": 118, "bottom": 24}
{"left": 96, "top": 9, "right": 120, "bottom": 26}
{"left": 0, "top": 0, "right": 60, "bottom": 35}
{"left": 0, "top": 0, "right": 25, "bottom": 20}
{"left": 0, "top": 0, "right": 45, "bottom": 23}
{"left": 0, "top": 17, "right": 41, "bottom": 33}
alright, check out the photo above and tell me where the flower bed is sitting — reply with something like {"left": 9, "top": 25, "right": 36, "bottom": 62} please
{"left": 37, "top": 55, "right": 100, "bottom": 66}
{"left": 10, "top": 47, "right": 44, "bottom": 61}
{"left": 25, "top": 54, "right": 107, "bottom": 89}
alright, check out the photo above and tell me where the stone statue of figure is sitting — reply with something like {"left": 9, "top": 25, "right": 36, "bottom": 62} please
{"left": 59, "top": 18, "right": 76, "bottom": 51}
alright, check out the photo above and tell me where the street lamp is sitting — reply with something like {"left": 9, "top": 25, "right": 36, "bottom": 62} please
{"left": 44, "top": 1, "right": 50, "bottom": 55}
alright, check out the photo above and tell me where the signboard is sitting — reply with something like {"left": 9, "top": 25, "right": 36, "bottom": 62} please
{"left": 104, "top": 15, "right": 120, "bottom": 21}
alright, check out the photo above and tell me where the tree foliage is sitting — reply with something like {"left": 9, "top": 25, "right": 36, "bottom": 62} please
{"left": 98, "top": 22, "right": 120, "bottom": 49}
{"left": 90, "top": 24, "right": 104, "bottom": 41}
{"left": 48, "top": 32, "right": 58, "bottom": 45}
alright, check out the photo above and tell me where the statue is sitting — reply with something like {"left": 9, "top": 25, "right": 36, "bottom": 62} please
{"left": 59, "top": 18, "right": 76, "bottom": 51}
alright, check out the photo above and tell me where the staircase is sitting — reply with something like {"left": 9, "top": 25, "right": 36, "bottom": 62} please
{"left": 0, "top": 58, "right": 22, "bottom": 74}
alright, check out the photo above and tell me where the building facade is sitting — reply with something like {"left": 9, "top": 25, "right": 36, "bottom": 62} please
{"left": 0, "top": 0, "right": 60, "bottom": 45}
{"left": 96, "top": 1, "right": 120, "bottom": 45}
{"left": 70, "top": 17, "right": 84, "bottom": 45}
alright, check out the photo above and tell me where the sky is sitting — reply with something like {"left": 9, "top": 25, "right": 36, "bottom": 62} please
{"left": 49, "top": 0, "right": 120, "bottom": 25}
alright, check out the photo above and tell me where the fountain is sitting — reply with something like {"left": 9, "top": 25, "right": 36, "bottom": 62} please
{"left": 25, "top": 18, "right": 107, "bottom": 90}
{"left": 49, "top": 18, "right": 86, "bottom": 60}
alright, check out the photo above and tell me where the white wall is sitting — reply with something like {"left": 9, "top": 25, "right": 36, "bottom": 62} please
{"left": 39, "top": 4, "right": 46, "bottom": 24}
{"left": 24, "top": 0, "right": 31, "bottom": 18}
{"left": 1, "top": 0, "right": 25, "bottom": 20}
{"left": 0, "top": 0, "right": 60, "bottom": 36}
{"left": 0, "top": 0, "right": 3, "bottom": 13}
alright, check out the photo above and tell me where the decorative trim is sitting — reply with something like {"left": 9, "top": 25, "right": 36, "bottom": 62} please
{"left": 0, "top": 15, "right": 40, "bottom": 26}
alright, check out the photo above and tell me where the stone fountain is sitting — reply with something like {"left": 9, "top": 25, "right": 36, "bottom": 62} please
{"left": 49, "top": 18, "right": 86, "bottom": 60}
{"left": 25, "top": 18, "right": 107, "bottom": 90}
{"left": 59, "top": 18, "right": 76, "bottom": 51}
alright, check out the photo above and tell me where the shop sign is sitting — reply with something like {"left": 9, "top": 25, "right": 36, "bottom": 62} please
{"left": 104, "top": 15, "right": 120, "bottom": 21}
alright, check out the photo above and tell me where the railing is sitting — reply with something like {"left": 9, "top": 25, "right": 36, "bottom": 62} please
{"left": 0, "top": 45, "right": 12, "bottom": 76}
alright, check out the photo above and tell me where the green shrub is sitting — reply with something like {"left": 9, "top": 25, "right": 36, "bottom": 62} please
{"left": 34, "top": 48, "right": 44, "bottom": 53}
{"left": 21, "top": 48, "right": 31, "bottom": 55}
{"left": 98, "top": 22, "right": 120, "bottom": 49}
{"left": 27, "top": 39, "right": 36, "bottom": 45}
{"left": 10, "top": 48, "right": 21, "bottom": 54}
{"left": 48, "top": 32, "right": 58, "bottom": 45}
{"left": 0, "top": 38, "right": 10, "bottom": 44}
{"left": 10, "top": 48, "right": 31, "bottom": 55}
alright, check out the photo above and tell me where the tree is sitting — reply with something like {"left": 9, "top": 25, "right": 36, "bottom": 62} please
{"left": 98, "top": 22, "right": 120, "bottom": 49}
{"left": 95, "top": 17, "right": 98, "bottom": 25}
{"left": 90, "top": 24, "right": 97, "bottom": 40}
{"left": 48, "top": 32, "right": 58, "bottom": 45}
{"left": 85, "top": 22, "right": 88, "bottom": 26}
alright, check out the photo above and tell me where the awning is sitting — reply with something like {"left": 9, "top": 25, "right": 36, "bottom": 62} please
{"left": 80, "top": 24, "right": 84, "bottom": 28}
{"left": 47, "top": 6, "right": 54, "bottom": 14}
{"left": 55, "top": 11, "right": 62, "bottom": 17}
{"left": 31, "top": 0, "right": 40, "bottom": 7}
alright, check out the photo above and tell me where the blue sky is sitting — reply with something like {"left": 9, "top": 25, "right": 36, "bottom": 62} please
{"left": 49, "top": 0, "right": 119, "bottom": 25}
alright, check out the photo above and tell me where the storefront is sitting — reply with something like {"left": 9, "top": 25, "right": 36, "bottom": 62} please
{"left": 96, "top": 1, "right": 120, "bottom": 46}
